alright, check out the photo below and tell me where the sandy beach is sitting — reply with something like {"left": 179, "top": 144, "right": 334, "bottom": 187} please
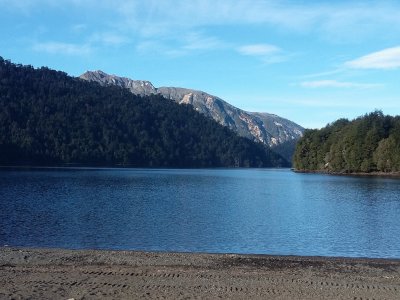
{"left": 1, "top": 247, "right": 400, "bottom": 299}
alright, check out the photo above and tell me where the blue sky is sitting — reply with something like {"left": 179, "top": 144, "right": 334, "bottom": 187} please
{"left": 1, "top": 0, "right": 400, "bottom": 128}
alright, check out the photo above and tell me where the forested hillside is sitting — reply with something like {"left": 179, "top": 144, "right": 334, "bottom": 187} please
{"left": 293, "top": 111, "right": 400, "bottom": 173}
{"left": 0, "top": 57, "right": 288, "bottom": 168}
{"left": 80, "top": 70, "right": 304, "bottom": 156}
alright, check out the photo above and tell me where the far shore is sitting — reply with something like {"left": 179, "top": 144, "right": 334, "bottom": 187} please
{"left": 0, "top": 165, "right": 292, "bottom": 171}
{"left": 1, "top": 247, "right": 400, "bottom": 299}
{"left": 293, "top": 169, "right": 400, "bottom": 178}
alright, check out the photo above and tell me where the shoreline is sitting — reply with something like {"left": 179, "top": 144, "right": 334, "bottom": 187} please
{"left": 0, "top": 165, "right": 291, "bottom": 171}
{"left": 293, "top": 169, "right": 400, "bottom": 178}
{"left": 1, "top": 247, "right": 400, "bottom": 299}
{"left": 2, "top": 246, "right": 400, "bottom": 263}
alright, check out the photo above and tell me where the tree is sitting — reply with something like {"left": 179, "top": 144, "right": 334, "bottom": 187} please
{"left": 293, "top": 111, "right": 400, "bottom": 174}
{"left": 0, "top": 57, "right": 289, "bottom": 168}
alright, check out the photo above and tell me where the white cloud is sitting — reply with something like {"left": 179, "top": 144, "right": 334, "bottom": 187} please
{"left": 71, "top": 24, "right": 87, "bottom": 32}
{"left": 0, "top": 0, "right": 45, "bottom": 12}
{"left": 182, "top": 33, "right": 225, "bottom": 51}
{"left": 4, "top": 1, "right": 400, "bottom": 40}
{"left": 33, "top": 42, "right": 91, "bottom": 55}
{"left": 300, "top": 68, "right": 344, "bottom": 79}
{"left": 7, "top": 1, "right": 400, "bottom": 60}
{"left": 136, "top": 40, "right": 186, "bottom": 57}
{"left": 108, "top": 0, "right": 400, "bottom": 42}
{"left": 89, "top": 32, "right": 130, "bottom": 46}
{"left": 136, "top": 32, "right": 225, "bottom": 57}
{"left": 345, "top": 46, "right": 400, "bottom": 70}
{"left": 237, "top": 44, "right": 287, "bottom": 64}
{"left": 238, "top": 44, "right": 280, "bottom": 56}
{"left": 300, "top": 80, "right": 382, "bottom": 89}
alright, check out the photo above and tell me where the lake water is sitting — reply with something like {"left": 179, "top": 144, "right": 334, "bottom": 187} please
{"left": 1, "top": 168, "right": 400, "bottom": 258}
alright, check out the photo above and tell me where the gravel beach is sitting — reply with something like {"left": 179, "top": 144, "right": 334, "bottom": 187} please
{"left": 1, "top": 247, "right": 400, "bottom": 299}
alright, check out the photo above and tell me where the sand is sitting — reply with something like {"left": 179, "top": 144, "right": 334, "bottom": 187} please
{"left": 1, "top": 247, "right": 400, "bottom": 299}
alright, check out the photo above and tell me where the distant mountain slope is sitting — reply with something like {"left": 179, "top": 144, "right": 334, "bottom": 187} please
{"left": 0, "top": 57, "right": 288, "bottom": 168}
{"left": 80, "top": 71, "right": 304, "bottom": 161}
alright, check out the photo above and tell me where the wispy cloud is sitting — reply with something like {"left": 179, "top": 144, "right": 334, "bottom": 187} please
{"left": 136, "top": 32, "right": 225, "bottom": 57}
{"left": 89, "top": 32, "right": 130, "bottom": 46}
{"left": 8, "top": 1, "right": 400, "bottom": 61}
{"left": 238, "top": 44, "right": 280, "bottom": 56}
{"left": 345, "top": 46, "right": 400, "bottom": 70}
{"left": 300, "top": 46, "right": 400, "bottom": 85}
{"left": 182, "top": 33, "right": 225, "bottom": 51}
{"left": 71, "top": 24, "right": 87, "bottom": 33}
{"left": 5, "top": 1, "right": 400, "bottom": 41}
{"left": 300, "top": 68, "right": 344, "bottom": 79}
{"left": 0, "top": 0, "right": 48, "bottom": 13}
{"left": 33, "top": 42, "right": 91, "bottom": 55}
{"left": 300, "top": 80, "right": 382, "bottom": 89}
{"left": 136, "top": 40, "right": 186, "bottom": 57}
{"left": 109, "top": 0, "right": 400, "bottom": 43}
{"left": 274, "top": 97, "right": 399, "bottom": 110}
{"left": 237, "top": 43, "right": 287, "bottom": 64}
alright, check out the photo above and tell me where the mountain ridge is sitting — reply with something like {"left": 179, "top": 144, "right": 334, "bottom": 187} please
{"left": 0, "top": 57, "right": 288, "bottom": 168}
{"left": 80, "top": 71, "right": 304, "bottom": 161}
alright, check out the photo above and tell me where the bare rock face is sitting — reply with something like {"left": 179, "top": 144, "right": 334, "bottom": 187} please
{"left": 79, "top": 71, "right": 304, "bottom": 159}
{"left": 80, "top": 71, "right": 157, "bottom": 96}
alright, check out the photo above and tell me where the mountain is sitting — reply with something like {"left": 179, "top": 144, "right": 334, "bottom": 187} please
{"left": 80, "top": 71, "right": 304, "bottom": 161}
{"left": 293, "top": 111, "right": 400, "bottom": 174}
{"left": 0, "top": 57, "right": 288, "bottom": 168}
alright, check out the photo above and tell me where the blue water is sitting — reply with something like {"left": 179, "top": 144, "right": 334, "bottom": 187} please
{"left": 1, "top": 168, "right": 400, "bottom": 258}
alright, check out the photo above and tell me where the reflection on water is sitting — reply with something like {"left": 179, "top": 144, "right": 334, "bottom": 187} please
{"left": 1, "top": 168, "right": 400, "bottom": 258}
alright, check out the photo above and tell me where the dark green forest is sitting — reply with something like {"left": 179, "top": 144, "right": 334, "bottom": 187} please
{"left": 0, "top": 57, "right": 288, "bottom": 168}
{"left": 293, "top": 111, "right": 400, "bottom": 173}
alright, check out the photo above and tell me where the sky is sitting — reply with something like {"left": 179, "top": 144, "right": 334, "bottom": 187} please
{"left": 1, "top": 0, "right": 400, "bottom": 129}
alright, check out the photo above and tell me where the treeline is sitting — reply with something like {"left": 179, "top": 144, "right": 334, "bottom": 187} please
{"left": 271, "top": 139, "right": 298, "bottom": 164}
{"left": 293, "top": 111, "right": 400, "bottom": 173}
{"left": 0, "top": 57, "right": 288, "bottom": 168}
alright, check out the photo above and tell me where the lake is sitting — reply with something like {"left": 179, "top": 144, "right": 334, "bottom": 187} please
{"left": 1, "top": 168, "right": 400, "bottom": 258}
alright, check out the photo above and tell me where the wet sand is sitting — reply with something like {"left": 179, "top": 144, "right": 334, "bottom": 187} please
{"left": 1, "top": 247, "right": 400, "bottom": 299}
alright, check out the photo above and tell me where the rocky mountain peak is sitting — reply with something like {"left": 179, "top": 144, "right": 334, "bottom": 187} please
{"left": 81, "top": 70, "right": 156, "bottom": 96}
{"left": 79, "top": 70, "right": 304, "bottom": 161}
